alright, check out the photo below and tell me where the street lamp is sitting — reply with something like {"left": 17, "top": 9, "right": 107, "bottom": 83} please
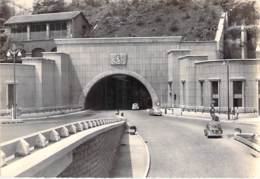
{"left": 6, "top": 44, "right": 22, "bottom": 120}
{"left": 223, "top": 59, "right": 230, "bottom": 120}
{"left": 168, "top": 81, "right": 173, "bottom": 113}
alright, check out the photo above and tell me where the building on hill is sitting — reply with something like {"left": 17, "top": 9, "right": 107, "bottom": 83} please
{"left": 4, "top": 11, "right": 92, "bottom": 57}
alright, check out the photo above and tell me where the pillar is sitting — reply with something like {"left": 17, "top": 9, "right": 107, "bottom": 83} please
{"left": 26, "top": 24, "right": 30, "bottom": 41}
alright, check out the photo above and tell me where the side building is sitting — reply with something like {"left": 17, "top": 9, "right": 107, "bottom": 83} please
{"left": 4, "top": 11, "right": 92, "bottom": 57}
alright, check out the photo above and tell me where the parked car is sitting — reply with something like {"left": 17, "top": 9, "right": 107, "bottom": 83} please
{"left": 132, "top": 103, "right": 140, "bottom": 110}
{"left": 149, "top": 107, "right": 162, "bottom": 116}
{"left": 204, "top": 121, "right": 223, "bottom": 138}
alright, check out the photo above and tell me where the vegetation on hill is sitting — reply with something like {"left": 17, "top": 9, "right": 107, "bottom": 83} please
{"left": 64, "top": 0, "right": 256, "bottom": 41}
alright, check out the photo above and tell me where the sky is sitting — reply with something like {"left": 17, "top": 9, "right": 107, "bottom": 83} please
{"left": 14, "top": 0, "right": 72, "bottom": 9}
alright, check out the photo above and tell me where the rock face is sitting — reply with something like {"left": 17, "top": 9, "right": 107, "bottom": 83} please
{"left": 256, "top": 0, "right": 260, "bottom": 58}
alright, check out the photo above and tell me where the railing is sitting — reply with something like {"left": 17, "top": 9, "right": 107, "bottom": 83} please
{"left": 0, "top": 116, "right": 126, "bottom": 170}
{"left": 30, "top": 31, "right": 47, "bottom": 41}
{"left": 50, "top": 30, "right": 67, "bottom": 39}
{"left": 10, "top": 33, "right": 27, "bottom": 41}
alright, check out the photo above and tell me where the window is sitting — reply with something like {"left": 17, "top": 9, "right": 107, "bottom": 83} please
{"left": 258, "top": 81, "right": 260, "bottom": 94}
{"left": 11, "top": 24, "right": 27, "bottom": 33}
{"left": 50, "top": 21, "right": 67, "bottom": 31}
{"left": 212, "top": 81, "right": 218, "bottom": 95}
{"left": 30, "top": 23, "right": 46, "bottom": 32}
{"left": 233, "top": 81, "right": 243, "bottom": 107}
{"left": 200, "top": 81, "right": 204, "bottom": 106}
{"left": 211, "top": 81, "right": 219, "bottom": 107}
{"left": 233, "top": 81, "right": 243, "bottom": 94}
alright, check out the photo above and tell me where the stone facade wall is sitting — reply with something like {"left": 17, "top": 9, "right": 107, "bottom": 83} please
{"left": 23, "top": 58, "right": 57, "bottom": 108}
{"left": 0, "top": 64, "right": 36, "bottom": 111}
{"left": 179, "top": 56, "right": 208, "bottom": 107}
{"left": 58, "top": 125, "right": 125, "bottom": 177}
{"left": 195, "top": 59, "right": 260, "bottom": 113}
{"left": 55, "top": 37, "right": 218, "bottom": 107}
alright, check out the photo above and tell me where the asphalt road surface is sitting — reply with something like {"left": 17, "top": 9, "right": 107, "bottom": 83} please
{"left": 1, "top": 110, "right": 259, "bottom": 177}
{"left": 0, "top": 110, "right": 116, "bottom": 143}
{"left": 125, "top": 110, "right": 260, "bottom": 178}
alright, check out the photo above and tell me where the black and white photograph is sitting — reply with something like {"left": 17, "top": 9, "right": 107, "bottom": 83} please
{"left": 0, "top": 0, "right": 259, "bottom": 177}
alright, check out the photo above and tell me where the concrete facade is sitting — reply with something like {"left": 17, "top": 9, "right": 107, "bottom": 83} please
{"left": 0, "top": 63, "right": 36, "bottom": 113}
{"left": 1, "top": 11, "right": 260, "bottom": 115}
{"left": 54, "top": 37, "right": 218, "bottom": 108}
{"left": 1, "top": 35, "right": 260, "bottom": 115}
{"left": 0, "top": 54, "right": 74, "bottom": 114}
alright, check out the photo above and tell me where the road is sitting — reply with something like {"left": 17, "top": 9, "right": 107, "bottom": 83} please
{"left": 0, "top": 110, "right": 116, "bottom": 143}
{"left": 125, "top": 110, "right": 260, "bottom": 178}
{"left": 0, "top": 110, "right": 259, "bottom": 177}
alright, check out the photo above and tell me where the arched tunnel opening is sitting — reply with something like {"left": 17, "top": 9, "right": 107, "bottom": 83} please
{"left": 85, "top": 75, "right": 153, "bottom": 110}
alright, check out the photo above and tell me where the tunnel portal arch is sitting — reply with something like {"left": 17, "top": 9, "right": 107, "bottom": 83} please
{"left": 79, "top": 70, "right": 159, "bottom": 109}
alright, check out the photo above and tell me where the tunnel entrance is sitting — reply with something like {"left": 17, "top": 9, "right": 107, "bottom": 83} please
{"left": 85, "top": 75, "right": 153, "bottom": 110}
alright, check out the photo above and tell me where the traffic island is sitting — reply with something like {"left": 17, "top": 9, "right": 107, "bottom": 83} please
{"left": 110, "top": 130, "right": 150, "bottom": 177}
{"left": 234, "top": 133, "right": 260, "bottom": 152}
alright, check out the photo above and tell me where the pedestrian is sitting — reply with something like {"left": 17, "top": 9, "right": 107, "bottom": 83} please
{"left": 232, "top": 107, "right": 235, "bottom": 120}
{"left": 210, "top": 103, "right": 215, "bottom": 120}
{"left": 235, "top": 107, "right": 239, "bottom": 120}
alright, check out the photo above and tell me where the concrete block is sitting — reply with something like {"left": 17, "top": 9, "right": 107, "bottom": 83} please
{"left": 91, "top": 121, "right": 96, "bottom": 127}
{"left": 16, "top": 139, "right": 30, "bottom": 156}
{"left": 67, "top": 124, "right": 77, "bottom": 134}
{"left": 49, "top": 130, "right": 60, "bottom": 142}
{"left": 60, "top": 127, "right": 69, "bottom": 137}
{"left": 0, "top": 150, "right": 6, "bottom": 167}
{"left": 35, "top": 133, "right": 49, "bottom": 148}
{"left": 75, "top": 123, "right": 83, "bottom": 132}
{"left": 82, "top": 122, "right": 89, "bottom": 130}
{"left": 88, "top": 121, "right": 93, "bottom": 128}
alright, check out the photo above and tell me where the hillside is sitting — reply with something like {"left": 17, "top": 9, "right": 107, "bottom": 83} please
{"left": 67, "top": 0, "right": 256, "bottom": 41}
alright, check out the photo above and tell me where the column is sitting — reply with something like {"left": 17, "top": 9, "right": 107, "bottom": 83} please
{"left": 26, "top": 24, "right": 30, "bottom": 41}
{"left": 46, "top": 23, "right": 50, "bottom": 39}
{"left": 241, "top": 23, "right": 247, "bottom": 59}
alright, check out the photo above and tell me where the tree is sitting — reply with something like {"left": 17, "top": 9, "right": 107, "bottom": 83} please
{"left": 0, "top": 0, "right": 12, "bottom": 19}
{"left": 32, "top": 0, "right": 66, "bottom": 14}
{"left": 0, "top": 0, "right": 12, "bottom": 60}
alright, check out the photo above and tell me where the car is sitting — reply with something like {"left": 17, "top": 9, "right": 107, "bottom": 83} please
{"left": 204, "top": 121, "right": 223, "bottom": 138}
{"left": 149, "top": 107, "right": 162, "bottom": 116}
{"left": 132, "top": 103, "right": 140, "bottom": 110}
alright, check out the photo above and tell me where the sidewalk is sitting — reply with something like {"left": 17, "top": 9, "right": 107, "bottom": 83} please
{"left": 110, "top": 132, "right": 150, "bottom": 178}
{"left": 163, "top": 109, "right": 260, "bottom": 125}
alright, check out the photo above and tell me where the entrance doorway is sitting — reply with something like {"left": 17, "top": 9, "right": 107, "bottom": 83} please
{"left": 7, "top": 84, "right": 14, "bottom": 109}
{"left": 84, "top": 74, "right": 152, "bottom": 110}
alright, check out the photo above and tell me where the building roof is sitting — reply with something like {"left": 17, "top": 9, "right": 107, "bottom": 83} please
{"left": 5, "top": 11, "right": 83, "bottom": 25}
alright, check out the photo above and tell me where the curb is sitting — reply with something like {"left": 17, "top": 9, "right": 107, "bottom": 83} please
{"left": 164, "top": 114, "right": 260, "bottom": 125}
{"left": 136, "top": 134, "right": 151, "bottom": 178}
{"left": 234, "top": 135, "right": 260, "bottom": 152}
{"left": 1, "top": 110, "right": 91, "bottom": 124}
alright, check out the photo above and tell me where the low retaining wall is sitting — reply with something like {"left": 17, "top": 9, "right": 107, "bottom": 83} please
{"left": 0, "top": 116, "right": 126, "bottom": 177}
{"left": 59, "top": 125, "right": 124, "bottom": 177}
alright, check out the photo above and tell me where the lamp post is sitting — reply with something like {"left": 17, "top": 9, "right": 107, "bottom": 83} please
{"left": 6, "top": 44, "right": 22, "bottom": 120}
{"left": 223, "top": 59, "right": 230, "bottom": 120}
{"left": 168, "top": 81, "right": 173, "bottom": 112}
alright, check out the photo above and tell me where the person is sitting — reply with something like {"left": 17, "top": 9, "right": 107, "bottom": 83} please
{"left": 235, "top": 107, "right": 239, "bottom": 120}
{"left": 209, "top": 104, "right": 215, "bottom": 120}
{"left": 232, "top": 107, "right": 235, "bottom": 120}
